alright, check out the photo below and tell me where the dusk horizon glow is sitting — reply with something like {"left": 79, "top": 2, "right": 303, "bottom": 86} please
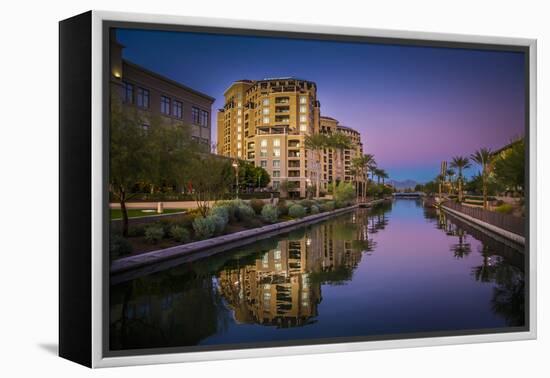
{"left": 117, "top": 28, "right": 526, "bottom": 183}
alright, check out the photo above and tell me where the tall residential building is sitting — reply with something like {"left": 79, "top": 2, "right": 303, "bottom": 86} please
{"left": 110, "top": 31, "right": 215, "bottom": 147}
{"left": 319, "top": 116, "right": 364, "bottom": 191}
{"left": 217, "top": 78, "right": 321, "bottom": 198}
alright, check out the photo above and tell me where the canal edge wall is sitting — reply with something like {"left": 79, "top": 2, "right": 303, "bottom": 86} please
{"left": 441, "top": 204, "right": 525, "bottom": 246}
{"left": 111, "top": 200, "right": 387, "bottom": 275}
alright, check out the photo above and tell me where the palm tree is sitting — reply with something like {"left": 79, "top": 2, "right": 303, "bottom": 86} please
{"left": 450, "top": 156, "right": 471, "bottom": 202}
{"left": 377, "top": 169, "right": 389, "bottom": 186}
{"left": 326, "top": 132, "right": 352, "bottom": 195}
{"left": 471, "top": 148, "right": 493, "bottom": 209}
{"left": 445, "top": 168, "right": 455, "bottom": 195}
{"left": 350, "top": 158, "right": 363, "bottom": 202}
{"left": 305, "top": 133, "right": 329, "bottom": 198}
{"left": 437, "top": 173, "right": 445, "bottom": 201}
{"left": 361, "top": 154, "right": 376, "bottom": 201}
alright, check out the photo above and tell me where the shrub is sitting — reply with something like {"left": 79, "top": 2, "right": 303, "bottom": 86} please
{"left": 495, "top": 203, "right": 513, "bottom": 214}
{"left": 261, "top": 204, "right": 279, "bottom": 223}
{"left": 236, "top": 203, "right": 255, "bottom": 221}
{"left": 334, "top": 182, "right": 355, "bottom": 203}
{"left": 277, "top": 202, "right": 289, "bottom": 216}
{"left": 250, "top": 199, "right": 265, "bottom": 214}
{"left": 169, "top": 225, "right": 190, "bottom": 243}
{"left": 210, "top": 206, "right": 229, "bottom": 224}
{"left": 144, "top": 224, "right": 165, "bottom": 244}
{"left": 289, "top": 204, "right": 306, "bottom": 218}
{"left": 192, "top": 216, "right": 216, "bottom": 239}
{"left": 320, "top": 201, "right": 335, "bottom": 212}
{"left": 211, "top": 215, "right": 228, "bottom": 235}
{"left": 299, "top": 199, "right": 314, "bottom": 211}
{"left": 127, "top": 224, "right": 146, "bottom": 237}
{"left": 109, "top": 234, "right": 133, "bottom": 258}
{"left": 335, "top": 200, "right": 346, "bottom": 209}
{"left": 310, "top": 205, "right": 320, "bottom": 214}
{"left": 213, "top": 200, "right": 240, "bottom": 220}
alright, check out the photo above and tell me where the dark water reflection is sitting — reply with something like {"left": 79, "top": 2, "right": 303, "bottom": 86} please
{"left": 110, "top": 199, "right": 525, "bottom": 351}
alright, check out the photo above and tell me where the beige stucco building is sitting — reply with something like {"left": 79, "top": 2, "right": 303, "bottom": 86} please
{"left": 217, "top": 78, "right": 321, "bottom": 197}
{"left": 217, "top": 78, "right": 364, "bottom": 197}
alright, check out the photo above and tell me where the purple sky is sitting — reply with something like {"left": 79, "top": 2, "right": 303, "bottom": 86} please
{"left": 117, "top": 29, "right": 526, "bottom": 182}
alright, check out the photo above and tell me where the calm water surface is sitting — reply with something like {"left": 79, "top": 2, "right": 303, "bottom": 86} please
{"left": 110, "top": 199, "right": 525, "bottom": 351}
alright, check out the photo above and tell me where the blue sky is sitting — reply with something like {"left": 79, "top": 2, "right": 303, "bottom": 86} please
{"left": 116, "top": 28, "right": 526, "bottom": 183}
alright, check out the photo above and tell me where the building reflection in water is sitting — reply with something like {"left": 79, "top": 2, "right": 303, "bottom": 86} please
{"left": 110, "top": 204, "right": 391, "bottom": 349}
{"left": 424, "top": 206, "right": 525, "bottom": 327}
{"left": 216, "top": 206, "right": 389, "bottom": 328}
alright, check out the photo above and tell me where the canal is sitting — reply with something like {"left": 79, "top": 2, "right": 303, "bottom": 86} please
{"left": 110, "top": 199, "right": 525, "bottom": 351}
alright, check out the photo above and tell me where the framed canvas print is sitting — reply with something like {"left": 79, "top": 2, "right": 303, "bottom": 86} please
{"left": 59, "top": 10, "right": 537, "bottom": 368}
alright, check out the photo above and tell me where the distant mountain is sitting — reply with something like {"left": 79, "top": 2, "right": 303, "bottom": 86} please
{"left": 387, "top": 179, "right": 418, "bottom": 190}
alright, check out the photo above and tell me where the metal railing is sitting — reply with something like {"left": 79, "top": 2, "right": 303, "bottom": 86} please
{"left": 442, "top": 200, "right": 525, "bottom": 237}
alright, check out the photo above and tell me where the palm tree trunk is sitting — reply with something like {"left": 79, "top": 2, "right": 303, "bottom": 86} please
{"left": 315, "top": 150, "right": 320, "bottom": 199}
{"left": 458, "top": 179, "right": 463, "bottom": 202}
{"left": 119, "top": 188, "right": 129, "bottom": 237}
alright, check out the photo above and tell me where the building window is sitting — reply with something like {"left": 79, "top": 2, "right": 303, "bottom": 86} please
{"left": 273, "top": 160, "right": 280, "bottom": 168}
{"left": 260, "top": 160, "right": 267, "bottom": 168}
{"left": 300, "top": 105, "right": 307, "bottom": 113}
{"left": 137, "top": 87, "right": 150, "bottom": 108}
{"left": 123, "top": 82, "right": 133, "bottom": 104}
{"left": 300, "top": 115, "right": 307, "bottom": 122}
{"left": 192, "top": 107, "right": 200, "bottom": 124}
{"left": 237, "top": 101, "right": 242, "bottom": 107}
{"left": 262, "top": 98, "right": 269, "bottom": 106}
{"left": 273, "top": 181, "right": 280, "bottom": 190}
{"left": 260, "top": 139, "right": 268, "bottom": 148}
{"left": 263, "top": 116, "right": 270, "bottom": 124}
{"left": 172, "top": 100, "right": 183, "bottom": 119}
{"left": 300, "top": 123, "right": 308, "bottom": 132}
{"left": 262, "top": 107, "right": 270, "bottom": 115}
{"left": 272, "top": 170, "right": 280, "bottom": 178}
{"left": 200, "top": 110, "right": 209, "bottom": 127}
{"left": 160, "top": 96, "right": 171, "bottom": 115}
{"left": 273, "top": 139, "right": 280, "bottom": 147}
{"left": 260, "top": 149, "right": 267, "bottom": 158}
{"left": 300, "top": 96, "right": 307, "bottom": 104}
{"left": 273, "top": 148, "right": 281, "bottom": 157}
{"left": 237, "top": 117, "right": 242, "bottom": 124}
{"left": 237, "top": 142, "right": 242, "bottom": 148}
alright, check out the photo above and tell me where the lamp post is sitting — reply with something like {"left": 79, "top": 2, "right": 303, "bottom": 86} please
{"left": 232, "top": 160, "right": 239, "bottom": 199}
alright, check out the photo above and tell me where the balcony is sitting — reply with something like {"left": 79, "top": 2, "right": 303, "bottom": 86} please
{"left": 275, "top": 115, "right": 290, "bottom": 123}
{"left": 288, "top": 160, "right": 300, "bottom": 168}
{"left": 288, "top": 151, "right": 301, "bottom": 158}
{"left": 288, "top": 140, "right": 301, "bottom": 148}
{"left": 275, "top": 97, "right": 290, "bottom": 104}
{"left": 275, "top": 106, "right": 290, "bottom": 114}
{"left": 288, "top": 170, "right": 301, "bottom": 178}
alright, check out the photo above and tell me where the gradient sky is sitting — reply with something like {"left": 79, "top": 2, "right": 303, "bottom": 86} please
{"left": 116, "top": 29, "right": 525, "bottom": 183}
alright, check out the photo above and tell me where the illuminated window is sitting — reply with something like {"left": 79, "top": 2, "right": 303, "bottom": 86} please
{"left": 273, "top": 139, "right": 280, "bottom": 147}
{"left": 262, "top": 98, "right": 269, "bottom": 106}
{"left": 263, "top": 116, "right": 270, "bottom": 124}
{"left": 300, "top": 105, "right": 307, "bottom": 113}
{"left": 260, "top": 139, "right": 268, "bottom": 147}
{"left": 300, "top": 96, "right": 307, "bottom": 104}
{"left": 300, "top": 123, "right": 307, "bottom": 131}
{"left": 273, "top": 148, "right": 280, "bottom": 157}
{"left": 262, "top": 107, "right": 269, "bottom": 115}
{"left": 273, "top": 160, "right": 280, "bottom": 168}
{"left": 260, "top": 160, "right": 267, "bottom": 168}
{"left": 300, "top": 115, "right": 307, "bottom": 122}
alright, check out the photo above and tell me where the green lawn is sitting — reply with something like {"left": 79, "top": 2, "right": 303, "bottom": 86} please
{"left": 110, "top": 208, "right": 185, "bottom": 220}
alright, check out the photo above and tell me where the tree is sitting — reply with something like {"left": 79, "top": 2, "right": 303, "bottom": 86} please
{"left": 377, "top": 169, "right": 389, "bottom": 185}
{"left": 110, "top": 102, "right": 155, "bottom": 237}
{"left": 279, "top": 179, "right": 298, "bottom": 199}
{"left": 445, "top": 168, "right": 455, "bottom": 195}
{"left": 186, "top": 155, "right": 233, "bottom": 217}
{"left": 334, "top": 182, "right": 355, "bottom": 203}
{"left": 493, "top": 139, "right": 525, "bottom": 195}
{"left": 305, "top": 133, "right": 329, "bottom": 198}
{"left": 471, "top": 148, "right": 493, "bottom": 209}
{"left": 450, "top": 156, "right": 471, "bottom": 202}
{"left": 326, "top": 132, "right": 352, "bottom": 195}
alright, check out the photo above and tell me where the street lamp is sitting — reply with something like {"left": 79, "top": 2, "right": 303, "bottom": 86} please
{"left": 232, "top": 160, "right": 239, "bottom": 199}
